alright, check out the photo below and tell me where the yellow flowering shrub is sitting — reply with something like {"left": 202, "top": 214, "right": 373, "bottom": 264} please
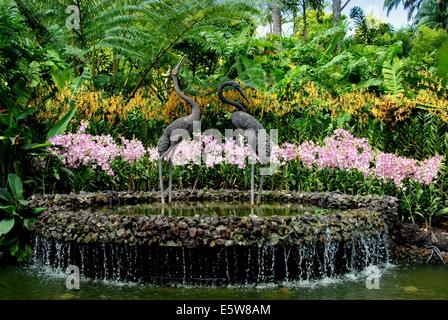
{"left": 37, "top": 87, "right": 165, "bottom": 123}
{"left": 35, "top": 80, "right": 448, "bottom": 126}
{"left": 415, "top": 80, "right": 448, "bottom": 122}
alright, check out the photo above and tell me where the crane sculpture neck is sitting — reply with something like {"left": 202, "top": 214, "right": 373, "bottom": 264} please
{"left": 172, "top": 74, "right": 200, "bottom": 121}
{"left": 218, "top": 82, "right": 246, "bottom": 112}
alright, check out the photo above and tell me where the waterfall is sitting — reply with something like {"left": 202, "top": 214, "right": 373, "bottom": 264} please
{"left": 31, "top": 230, "right": 390, "bottom": 285}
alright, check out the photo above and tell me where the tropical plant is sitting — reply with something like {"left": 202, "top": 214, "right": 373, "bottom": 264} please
{"left": 384, "top": 0, "right": 424, "bottom": 20}
{"left": 0, "top": 174, "right": 46, "bottom": 263}
{"left": 283, "top": 0, "right": 324, "bottom": 40}
{"left": 15, "top": 0, "right": 258, "bottom": 98}
{"left": 350, "top": 6, "right": 394, "bottom": 45}
{"left": 415, "top": 0, "right": 448, "bottom": 30}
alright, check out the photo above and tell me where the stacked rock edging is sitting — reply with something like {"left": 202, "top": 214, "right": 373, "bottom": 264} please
{"left": 33, "top": 208, "right": 387, "bottom": 247}
{"left": 30, "top": 190, "right": 397, "bottom": 283}
{"left": 30, "top": 189, "right": 399, "bottom": 235}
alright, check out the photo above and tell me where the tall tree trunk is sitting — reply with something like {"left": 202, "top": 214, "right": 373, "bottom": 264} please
{"left": 301, "top": 0, "right": 307, "bottom": 41}
{"left": 272, "top": 1, "right": 282, "bottom": 35}
{"left": 292, "top": 6, "right": 298, "bottom": 35}
{"left": 332, "top": 0, "right": 341, "bottom": 26}
{"left": 333, "top": 0, "right": 341, "bottom": 50}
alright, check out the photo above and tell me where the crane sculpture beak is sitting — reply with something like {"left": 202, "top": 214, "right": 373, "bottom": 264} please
{"left": 171, "top": 56, "right": 186, "bottom": 77}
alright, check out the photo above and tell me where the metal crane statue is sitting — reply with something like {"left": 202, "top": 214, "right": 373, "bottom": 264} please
{"left": 218, "top": 81, "right": 271, "bottom": 205}
{"left": 157, "top": 57, "right": 200, "bottom": 204}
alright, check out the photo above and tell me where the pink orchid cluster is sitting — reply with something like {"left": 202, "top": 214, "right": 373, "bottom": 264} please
{"left": 120, "top": 137, "right": 146, "bottom": 164}
{"left": 149, "top": 134, "right": 298, "bottom": 169}
{"left": 49, "top": 122, "right": 145, "bottom": 175}
{"left": 49, "top": 124, "right": 443, "bottom": 187}
{"left": 298, "top": 129, "right": 374, "bottom": 176}
{"left": 146, "top": 134, "right": 253, "bottom": 168}
{"left": 374, "top": 153, "right": 444, "bottom": 186}
{"left": 296, "top": 129, "right": 443, "bottom": 186}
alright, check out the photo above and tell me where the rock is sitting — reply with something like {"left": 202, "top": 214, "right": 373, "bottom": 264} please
{"left": 189, "top": 227, "right": 198, "bottom": 238}
{"left": 179, "top": 229, "right": 189, "bottom": 240}
{"left": 32, "top": 189, "right": 399, "bottom": 251}
{"left": 116, "top": 229, "right": 125, "bottom": 237}
{"left": 178, "top": 221, "right": 188, "bottom": 229}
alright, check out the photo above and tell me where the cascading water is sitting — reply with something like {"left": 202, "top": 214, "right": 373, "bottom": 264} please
{"left": 30, "top": 196, "right": 397, "bottom": 285}
{"left": 32, "top": 231, "right": 390, "bottom": 284}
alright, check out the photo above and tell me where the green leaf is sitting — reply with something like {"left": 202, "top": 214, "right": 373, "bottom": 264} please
{"left": 437, "top": 40, "right": 448, "bottom": 81}
{"left": 435, "top": 207, "right": 448, "bottom": 217}
{"left": 357, "top": 78, "right": 382, "bottom": 89}
{"left": 18, "top": 199, "right": 30, "bottom": 206}
{"left": 0, "top": 234, "right": 18, "bottom": 247}
{"left": 23, "top": 218, "right": 36, "bottom": 231}
{"left": 71, "top": 66, "right": 91, "bottom": 95}
{"left": 0, "top": 205, "right": 16, "bottom": 216}
{"left": 47, "top": 107, "right": 77, "bottom": 139}
{"left": 0, "top": 187, "right": 14, "bottom": 204}
{"left": 9, "top": 240, "right": 19, "bottom": 257}
{"left": 16, "top": 108, "right": 36, "bottom": 120}
{"left": 61, "top": 167, "right": 74, "bottom": 177}
{"left": 32, "top": 207, "right": 47, "bottom": 215}
{"left": 28, "top": 61, "right": 42, "bottom": 88}
{"left": 51, "top": 69, "right": 72, "bottom": 91}
{"left": 238, "top": 56, "right": 266, "bottom": 91}
{"left": 21, "top": 142, "right": 51, "bottom": 150}
{"left": 382, "top": 59, "right": 403, "bottom": 94}
{"left": 54, "top": 167, "right": 60, "bottom": 180}
{"left": 0, "top": 218, "right": 15, "bottom": 236}
{"left": 8, "top": 174, "right": 23, "bottom": 201}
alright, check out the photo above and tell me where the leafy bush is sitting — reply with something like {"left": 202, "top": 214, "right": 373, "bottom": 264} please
{"left": 0, "top": 174, "right": 46, "bottom": 263}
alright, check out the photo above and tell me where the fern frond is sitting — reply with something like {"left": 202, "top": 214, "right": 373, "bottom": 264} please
{"left": 382, "top": 59, "right": 404, "bottom": 95}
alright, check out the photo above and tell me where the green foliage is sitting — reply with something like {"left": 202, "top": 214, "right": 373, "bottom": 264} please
{"left": 437, "top": 39, "right": 448, "bottom": 80}
{"left": 0, "top": 174, "right": 46, "bottom": 263}
{"left": 382, "top": 59, "right": 404, "bottom": 94}
{"left": 47, "top": 107, "right": 77, "bottom": 139}
{"left": 350, "top": 7, "right": 394, "bottom": 46}
{"left": 411, "top": 25, "right": 448, "bottom": 61}
{"left": 17, "top": 0, "right": 259, "bottom": 97}
{"left": 414, "top": 0, "right": 448, "bottom": 30}
{"left": 1, "top": 0, "right": 448, "bottom": 248}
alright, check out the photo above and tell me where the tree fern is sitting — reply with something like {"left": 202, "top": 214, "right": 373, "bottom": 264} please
{"left": 19, "top": 0, "right": 258, "bottom": 96}
{"left": 382, "top": 58, "right": 404, "bottom": 95}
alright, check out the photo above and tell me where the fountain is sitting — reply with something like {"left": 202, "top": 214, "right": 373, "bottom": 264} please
{"left": 30, "top": 190, "right": 398, "bottom": 284}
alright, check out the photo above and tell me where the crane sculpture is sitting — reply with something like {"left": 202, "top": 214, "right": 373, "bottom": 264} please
{"left": 218, "top": 81, "right": 271, "bottom": 205}
{"left": 157, "top": 57, "right": 200, "bottom": 204}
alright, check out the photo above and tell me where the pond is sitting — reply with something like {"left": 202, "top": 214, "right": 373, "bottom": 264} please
{"left": 0, "top": 264, "right": 447, "bottom": 299}
{"left": 89, "top": 202, "right": 337, "bottom": 217}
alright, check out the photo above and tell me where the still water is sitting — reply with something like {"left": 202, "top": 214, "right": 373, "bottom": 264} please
{"left": 91, "top": 202, "right": 337, "bottom": 217}
{"left": 0, "top": 264, "right": 447, "bottom": 300}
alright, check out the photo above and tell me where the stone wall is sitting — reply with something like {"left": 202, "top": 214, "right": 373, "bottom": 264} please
{"left": 31, "top": 190, "right": 398, "bottom": 248}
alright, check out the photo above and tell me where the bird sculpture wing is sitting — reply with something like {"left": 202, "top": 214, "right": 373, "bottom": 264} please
{"left": 157, "top": 116, "right": 193, "bottom": 155}
{"left": 231, "top": 111, "right": 271, "bottom": 157}
{"left": 231, "top": 111, "right": 264, "bottom": 131}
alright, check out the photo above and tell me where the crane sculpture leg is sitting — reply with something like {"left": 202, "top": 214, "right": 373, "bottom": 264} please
{"left": 158, "top": 147, "right": 172, "bottom": 205}
{"left": 168, "top": 158, "right": 173, "bottom": 203}
{"left": 158, "top": 144, "right": 178, "bottom": 204}
{"left": 257, "top": 174, "right": 264, "bottom": 204}
{"left": 250, "top": 162, "right": 255, "bottom": 206}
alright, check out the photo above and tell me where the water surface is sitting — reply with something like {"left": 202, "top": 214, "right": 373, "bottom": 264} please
{"left": 91, "top": 202, "right": 337, "bottom": 217}
{"left": 0, "top": 264, "right": 447, "bottom": 300}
